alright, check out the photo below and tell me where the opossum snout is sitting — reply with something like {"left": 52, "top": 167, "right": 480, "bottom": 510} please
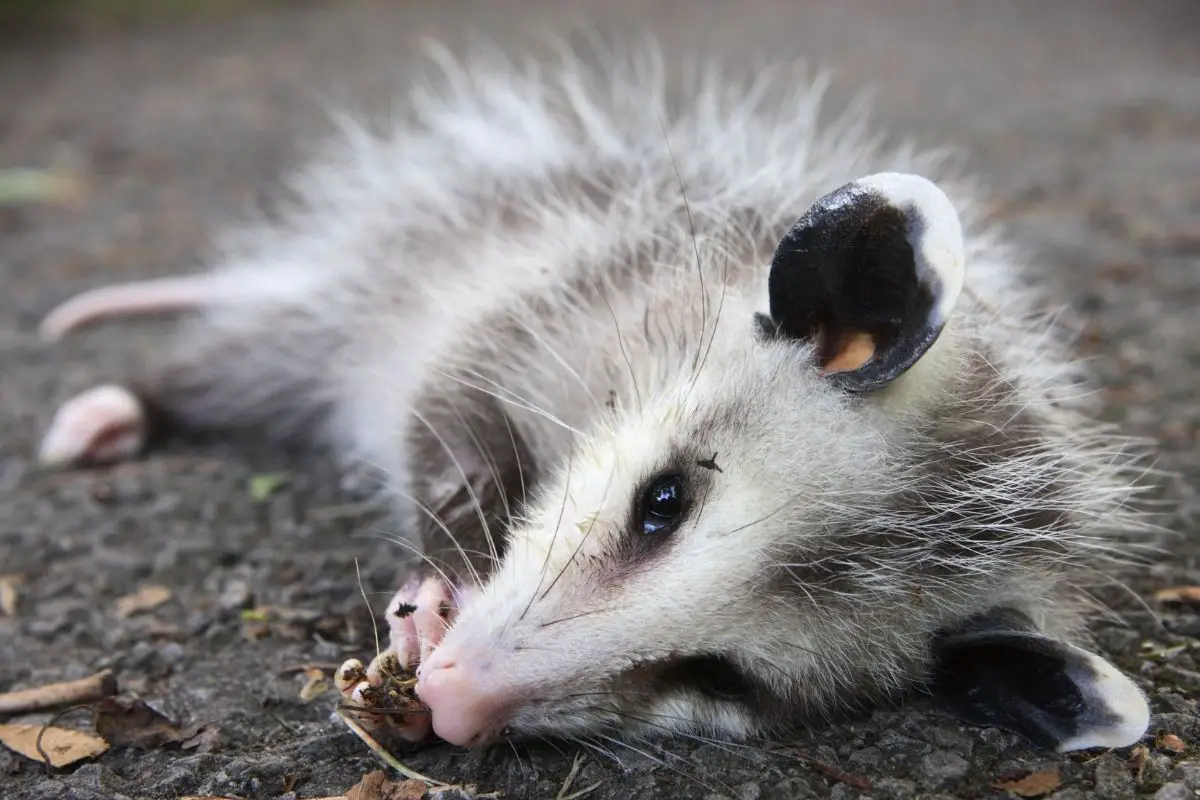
{"left": 416, "top": 645, "right": 516, "bottom": 747}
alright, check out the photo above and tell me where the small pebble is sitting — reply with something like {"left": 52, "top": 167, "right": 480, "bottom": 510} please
{"left": 219, "top": 578, "right": 253, "bottom": 612}
{"left": 1155, "top": 783, "right": 1193, "bottom": 800}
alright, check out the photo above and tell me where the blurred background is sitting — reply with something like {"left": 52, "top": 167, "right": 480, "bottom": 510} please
{"left": 2, "top": 2, "right": 1199, "bottom": 799}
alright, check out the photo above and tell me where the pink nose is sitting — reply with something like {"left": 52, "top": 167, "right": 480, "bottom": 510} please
{"left": 416, "top": 648, "right": 513, "bottom": 747}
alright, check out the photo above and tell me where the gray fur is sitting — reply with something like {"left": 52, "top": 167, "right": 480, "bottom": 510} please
{"left": 41, "top": 38, "right": 1156, "bottom": 749}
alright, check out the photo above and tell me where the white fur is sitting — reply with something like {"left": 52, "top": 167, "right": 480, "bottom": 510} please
{"left": 856, "top": 172, "right": 966, "bottom": 325}
{"left": 39, "top": 36, "right": 1156, "bottom": 749}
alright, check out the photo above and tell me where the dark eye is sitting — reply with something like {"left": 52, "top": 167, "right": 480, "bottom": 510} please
{"left": 639, "top": 474, "right": 685, "bottom": 535}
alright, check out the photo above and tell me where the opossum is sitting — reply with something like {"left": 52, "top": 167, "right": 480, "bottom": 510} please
{"left": 36, "top": 39, "right": 1154, "bottom": 754}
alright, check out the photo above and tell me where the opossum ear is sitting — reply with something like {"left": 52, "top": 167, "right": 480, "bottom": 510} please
{"left": 928, "top": 609, "right": 1150, "bottom": 753}
{"left": 758, "top": 173, "right": 965, "bottom": 393}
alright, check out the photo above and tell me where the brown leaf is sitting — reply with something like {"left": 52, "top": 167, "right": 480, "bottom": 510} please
{"left": 180, "top": 725, "right": 221, "bottom": 754}
{"left": 1154, "top": 586, "right": 1200, "bottom": 605}
{"left": 93, "top": 697, "right": 187, "bottom": 748}
{"left": 390, "top": 779, "right": 429, "bottom": 800}
{"left": 0, "top": 722, "right": 109, "bottom": 767}
{"left": 243, "top": 605, "right": 323, "bottom": 624}
{"left": 300, "top": 671, "right": 332, "bottom": 703}
{"left": 144, "top": 619, "right": 186, "bottom": 639}
{"left": 992, "top": 769, "right": 1062, "bottom": 797}
{"left": 345, "top": 771, "right": 428, "bottom": 800}
{"left": 346, "top": 771, "right": 387, "bottom": 800}
{"left": 0, "top": 574, "right": 21, "bottom": 616}
{"left": 241, "top": 621, "right": 271, "bottom": 640}
{"left": 114, "top": 585, "right": 172, "bottom": 618}
{"left": 1157, "top": 732, "right": 1186, "bottom": 753}
{"left": 1129, "top": 744, "right": 1150, "bottom": 782}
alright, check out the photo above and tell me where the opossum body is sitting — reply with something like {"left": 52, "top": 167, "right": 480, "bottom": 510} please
{"left": 38, "top": 41, "right": 1152, "bottom": 753}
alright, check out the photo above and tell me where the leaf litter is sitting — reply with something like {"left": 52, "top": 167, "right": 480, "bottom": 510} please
{"left": 992, "top": 768, "right": 1062, "bottom": 797}
{"left": 0, "top": 722, "right": 109, "bottom": 768}
{"left": 114, "top": 584, "right": 173, "bottom": 618}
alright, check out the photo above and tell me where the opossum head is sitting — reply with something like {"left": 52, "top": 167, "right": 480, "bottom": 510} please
{"left": 415, "top": 173, "right": 1150, "bottom": 753}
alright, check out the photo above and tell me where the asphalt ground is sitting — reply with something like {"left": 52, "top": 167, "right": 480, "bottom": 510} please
{"left": 2, "top": 2, "right": 1199, "bottom": 798}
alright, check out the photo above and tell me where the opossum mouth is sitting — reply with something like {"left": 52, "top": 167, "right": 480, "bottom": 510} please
{"left": 488, "top": 655, "right": 758, "bottom": 740}
{"left": 629, "top": 653, "right": 767, "bottom": 705}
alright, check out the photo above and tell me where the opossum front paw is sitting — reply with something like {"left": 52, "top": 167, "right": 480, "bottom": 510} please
{"left": 38, "top": 384, "right": 147, "bottom": 467}
{"left": 335, "top": 574, "right": 461, "bottom": 742}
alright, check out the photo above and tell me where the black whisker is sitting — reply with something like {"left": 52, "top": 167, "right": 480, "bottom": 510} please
{"left": 540, "top": 609, "right": 605, "bottom": 629}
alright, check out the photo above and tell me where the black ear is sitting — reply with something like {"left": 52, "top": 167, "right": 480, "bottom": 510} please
{"left": 759, "top": 173, "right": 966, "bottom": 393}
{"left": 928, "top": 609, "right": 1150, "bottom": 753}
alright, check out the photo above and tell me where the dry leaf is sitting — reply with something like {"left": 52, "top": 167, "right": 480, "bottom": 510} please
{"left": 0, "top": 670, "right": 118, "bottom": 715}
{"left": 300, "top": 667, "right": 332, "bottom": 702}
{"left": 0, "top": 722, "right": 109, "bottom": 767}
{"left": 1157, "top": 732, "right": 1186, "bottom": 752}
{"left": 1129, "top": 744, "right": 1150, "bottom": 782}
{"left": 345, "top": 770, "right": 428, "bottom": 800}
{"left": 240, "top": 605, "right": 322, "bottom": 624}
{"left": 390, "top": 780, "right": 429, "bottom": 800}
{"left": 180, "top": 725, "right": 221, "bottom": 754}
{"left": 1154, "top": 586, "right": 1200, "bottom": 605}
{"left": 241, "top": 621, "right": 271, "bottom": 640}
{"left": 346, "top": 771, "right": 387, "bottom": 800}
{"left": 144, "top": 619, "right": 186, "bottom": 639}
{"left": 992, "top": 768, "right": 1062, "bottom": 797}
{"left": 115, "top": 585, "right": 172, "bottom": 618}
{"left": 94, "top": 697, "right": 188, "bottom": 748}
{"left": 0, "top": 574, "right": 21, "bottom": 616}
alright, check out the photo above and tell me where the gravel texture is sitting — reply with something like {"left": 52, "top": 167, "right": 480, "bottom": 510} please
{"left": 2, "top": 1, "right": 1199, "bottom": 798}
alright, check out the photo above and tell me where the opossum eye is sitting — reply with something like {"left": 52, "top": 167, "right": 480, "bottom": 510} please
{"left": 638, "top": 474, "right": 684, "bottom": 536}
{"left": 759, "top": 172, "right": 966, "bottom": 393}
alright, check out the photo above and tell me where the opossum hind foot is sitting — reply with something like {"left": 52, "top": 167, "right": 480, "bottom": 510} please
{"left": 38, "top": 384, "right": 148, "bottom": 467}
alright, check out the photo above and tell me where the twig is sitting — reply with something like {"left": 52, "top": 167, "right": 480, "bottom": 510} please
{"left": 770, "top": 747, "right": 873, "bottom": 791}
{"left": 559, "top": 782, "right": 602, "bottom": 800}
{"left": 556, "top": 752, "right": 585, "bottom": 800}
{"left": 34, "top": 704, "right": 96, "bottom": 775}
{"left": 278, "top": 662, "right": 346, "bottom": 675}
{"left": 336, "top": 709, "right": 447, "bottom": 786}
{"left": 337, "top": 700, "right": 431, "bottom": 717}
{"left": 0, "top": 670, "right": 117, "bottom": 715}
{"left": 354, "top": 557, "right": 382, "bottom": 662}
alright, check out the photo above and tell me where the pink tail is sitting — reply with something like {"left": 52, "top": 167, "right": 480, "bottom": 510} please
{"left": 39, "top": 274, "right": 229, "bottom": 341}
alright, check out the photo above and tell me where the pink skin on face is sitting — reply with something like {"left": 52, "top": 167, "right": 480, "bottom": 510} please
{"left": 416, "top": 636, "right": 521, "bottom": 747}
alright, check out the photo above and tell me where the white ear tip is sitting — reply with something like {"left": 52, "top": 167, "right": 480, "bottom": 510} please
{"left": 854, "top": 172, "right": 966, "bottom": 324}
{"left": 1055, "top": 649, "right": 1151, "bottom": 753}
{"left": 856, "top": 172, "right": 959, "bottom": 225}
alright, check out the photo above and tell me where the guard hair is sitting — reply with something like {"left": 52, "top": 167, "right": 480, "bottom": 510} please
{"left": 38, "top": 34, "right": 1161, "bottom": 754}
